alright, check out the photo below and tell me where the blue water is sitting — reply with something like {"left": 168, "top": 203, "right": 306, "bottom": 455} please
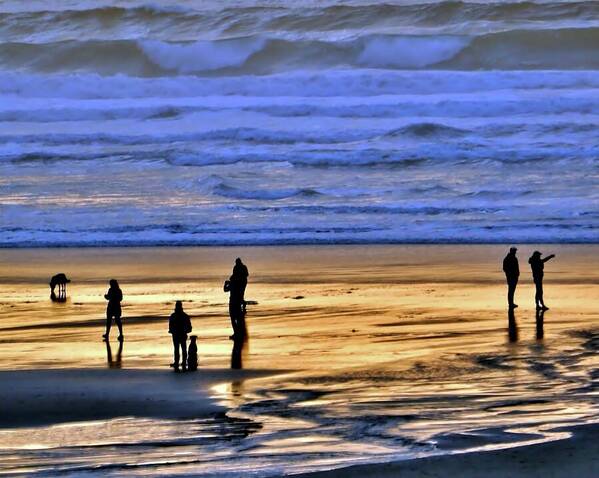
{"left": 1, "top": 0, "right": 599, "bottom": 246}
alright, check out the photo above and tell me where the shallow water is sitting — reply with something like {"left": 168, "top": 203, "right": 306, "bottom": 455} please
{"left": 0, "top": 246, "right": 598, "bottom": 476}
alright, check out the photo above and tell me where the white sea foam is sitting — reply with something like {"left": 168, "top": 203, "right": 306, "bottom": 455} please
{"left": 357, "top": 35, "right": 469, "bottom": 69}
{"left": 138, "top": 38, "right": 266, "bottom": 73}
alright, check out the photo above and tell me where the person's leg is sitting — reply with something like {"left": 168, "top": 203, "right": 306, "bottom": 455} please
{"left": 229, "top": 302, "right": 238, "bottom": 337}
{"left": 173, "top": 336, "right": 180, "bottom": 370}
{"left": 115, "top": 315, "right": 123, "bottom": 340}
{"left": 181, "top": 337, "right": 187, "bottom": 371}
{"left": 538, "top": 281, "right": 545, "bottom": 308}
{"left": 535, "top": 281, "right": 542, "bottom": 308}
{"left": 507, "top": 279, "right": 514, "bottom": 306}
{"left": 104, "top": 313, "right": 112, "bottom": 339}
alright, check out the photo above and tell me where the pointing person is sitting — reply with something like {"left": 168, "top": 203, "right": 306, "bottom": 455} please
{"left": 529, "top": 251, "right": 556, "bottom": 310}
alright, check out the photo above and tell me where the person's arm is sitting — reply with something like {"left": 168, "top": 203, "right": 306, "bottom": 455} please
{"left": 543, "top": 254, "right": 556, "bottom": 263}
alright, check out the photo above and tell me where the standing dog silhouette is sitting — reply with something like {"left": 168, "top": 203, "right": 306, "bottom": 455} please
{"left": 49, "top": 273, "right": 70, "bottom": 301}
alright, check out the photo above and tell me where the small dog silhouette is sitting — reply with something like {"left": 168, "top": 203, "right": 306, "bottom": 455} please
{"left": 187, "top": 335, "right": 198, "bottom": 371}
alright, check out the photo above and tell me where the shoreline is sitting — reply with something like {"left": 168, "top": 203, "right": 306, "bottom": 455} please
{"left": 2, "top": 241, "right": 599, "bottom": 249}
{"left": 287, "top": 423, "right": 599, "bottom": 478}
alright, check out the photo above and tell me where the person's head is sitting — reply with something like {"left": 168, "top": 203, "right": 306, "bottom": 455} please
{"left": 532, "top": 251, "right": 542, "bottom": 258}
{"left": 510, "top": 247, "right": 517, "bottom": 254}
{"left": 190, "top": 335, "right": 197, "bottom": 343}
{"left": 235, "top": 257, "right": 242, "bottom": 265}
{"left": 175, "top": 300, "right": 183, "bottom": 313}
{"left": 109, "top": 279, "right": 119, "bottom": 288}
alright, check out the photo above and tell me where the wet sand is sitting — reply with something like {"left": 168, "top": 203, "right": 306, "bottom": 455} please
{"left": 0, "top": 245, "right": 598, "bottom": 476}
{"left": 0, "top": 368, "right": 274, "bottom": 428}
{"left": 2, "top": 245, "right": 598, "bottom": 371}
{"left": 290, "top": 423, "right": 599, "bottom": 478}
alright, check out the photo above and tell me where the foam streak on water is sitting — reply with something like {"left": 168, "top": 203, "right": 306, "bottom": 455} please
{"left": 1, "top": 1, "right": 599, "bottom": 246}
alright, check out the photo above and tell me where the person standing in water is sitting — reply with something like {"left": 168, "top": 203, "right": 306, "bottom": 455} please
{"left": 529, "top": 251, "right": 556, "bottom": 310}
{"left": 103, "top": 279, "right": 123, "bottom": 341}
{"left": 503, "top": 247, "right": 520, "bottom": 309}
{"left": 168, "top": 301, "right": 192, "bottom": 372}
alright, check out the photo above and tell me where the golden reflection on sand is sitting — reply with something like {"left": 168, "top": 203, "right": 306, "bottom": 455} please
{"left": 1, "top": 245, "right": 598, "bottom": 371}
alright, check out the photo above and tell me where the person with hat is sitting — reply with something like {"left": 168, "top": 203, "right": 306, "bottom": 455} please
{"left": 502, "top": 247, "right": 520, "bottom": 308}
{"left": 528, "top": 251, "right": 556, "bottom": 310}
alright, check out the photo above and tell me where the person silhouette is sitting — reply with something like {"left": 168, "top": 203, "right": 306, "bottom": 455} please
{"left": 224, "top": 274, "right": 245, "bottom": 339}
{"left": 502, "top": 247, "right": 519, "bottom": 309}
{"left": 169, "top": 301, "right": 192, "bottom": 372}
{"left": 528, "top": 251, "right": 555, "bottom": 310}
{"left": 232, "top": 258, "right": 249, "bottom": 311}
{"left": 103, "top": 279, "right": 123, "bottom": 341}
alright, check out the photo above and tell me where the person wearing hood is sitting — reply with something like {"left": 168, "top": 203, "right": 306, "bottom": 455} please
{"left": 528, "top": 251, "right": 555, "bottom": 310}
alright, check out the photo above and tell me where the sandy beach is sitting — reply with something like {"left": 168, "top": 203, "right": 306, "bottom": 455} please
{"left": 0, "top": 245, "right": 598, "bottom": 476}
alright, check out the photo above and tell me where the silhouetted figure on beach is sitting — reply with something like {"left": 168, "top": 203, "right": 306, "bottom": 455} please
{"left": 232, "top": 257, "right": 249, "bottom": 311}
{"left": 187, "top": 335, "right": 198, "bottom": 371}
{"left": 225, "top": 274, "right": 246, "bottom": 340}
{"left": 49, "top": 273, "right": 70, "bottom": 301}
{"left": 502, "top": 247, "right": 519, "bottom": 308}
{"left": 508, "top": 308, "right": 518, "bottom": 343}
{"left": 169, "top": 301, "right": 192, "bottom": 372}
{"left": 536, "top": 308, "right": 545, "bottom": 340}
{"left": 529, "top": 251, "right": 555, "bottom": 310}
{"left": 106, "top": 339, "right": 123, "bottom": 369}
{"left": 103, "top": 279, "right": 123, "bottom": 341}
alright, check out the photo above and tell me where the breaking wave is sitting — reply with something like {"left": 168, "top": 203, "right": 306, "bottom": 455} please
{"left": 3, "top": 28, "right": 599, "bottom": 75}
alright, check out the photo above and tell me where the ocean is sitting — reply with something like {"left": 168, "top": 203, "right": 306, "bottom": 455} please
{"left": 1, "top": 0, "right": 599, "bottom": 246}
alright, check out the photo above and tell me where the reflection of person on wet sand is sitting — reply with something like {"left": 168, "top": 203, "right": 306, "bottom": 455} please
{"left": 231, "top": 335, "right": 248, "bottom": 370}
{"left": 103, "top": 279, "right": 123, "bottom": 342}
{"left": 502, "top": 247, "right": 519, "bottom": 309}
{"left": 105, "top": 339, "right": 123, "bottom": 368}
{"left": 536, "top": 308, "right": 545, "bottom": 340}
{"left": 169, "top": 301, "right": 192, "bottom": 372}
{"left": 529, "top": 251, "right": 555, "bottom": 310}
{"left": 508, "top": 308, "right": 518, "bottom": 343}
